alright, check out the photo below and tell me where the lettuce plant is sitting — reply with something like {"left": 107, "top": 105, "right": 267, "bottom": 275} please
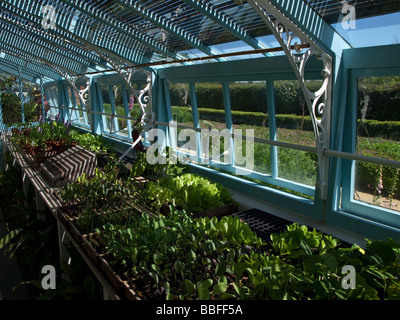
{"left": 144, "top": 173, "right": 235, "bottom": 214}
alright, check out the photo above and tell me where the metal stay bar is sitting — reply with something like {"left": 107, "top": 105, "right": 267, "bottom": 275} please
{"left": 155, "top": 120, "right": 317, "bottom": 153}
{"left": 156, "top": 121, "right": 400, "bottom": 169}
{"left": 57, "top": 105, "right": 400, "bottom": 169}
{"left": 323, "top": 149, "right": 400, "bottom": 169}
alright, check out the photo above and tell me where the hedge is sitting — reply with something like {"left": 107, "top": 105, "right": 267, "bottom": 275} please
{"left": 169, "top": 81, "right": 320, "bottom": 114}
{"left": 358, "top": 120, "right": 400, "bottom": 140}
{"left": 172, "top": 106, "right": 315, "bottom": 131}
{"left": 172, "top": 106, "right": 400, "bottom": 141}
{"left": 169, "top": 79, "right": 400, "bottom": 120}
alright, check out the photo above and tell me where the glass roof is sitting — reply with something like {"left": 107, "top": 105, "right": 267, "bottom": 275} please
{"left": 307, "top": 0, "right": 400, "bottom": 48}
{"left": 0, "top": 0, "right": 399, "bottom": 83}
{"left": 331, "top": 11, "right": 400, "bottom": 48}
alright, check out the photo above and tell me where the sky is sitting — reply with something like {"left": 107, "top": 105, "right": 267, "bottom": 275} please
{"left": 176, "top": 10, "right": 400, "bottom": 65}
{"left": 331, "top": 11, "right": 400, "bottom": 48}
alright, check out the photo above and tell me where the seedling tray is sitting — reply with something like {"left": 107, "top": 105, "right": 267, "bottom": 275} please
{"left": 234, "top": 208, "right": 353, "bottom": 248}
{"left": 233, "top": 208, "right": 291, "bottom": 242}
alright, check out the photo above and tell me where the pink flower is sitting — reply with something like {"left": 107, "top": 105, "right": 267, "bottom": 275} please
{"left": 129, "top": 95, "right": 135, "bottom": 110}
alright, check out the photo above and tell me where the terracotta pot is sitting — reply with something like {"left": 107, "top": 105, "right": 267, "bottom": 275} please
{"left": 23, "top": 144, "right": 35, "bottom": 155}
{"left": 33, "top": 146, "right": 56, "bottom": 164}
{"left": 11, "top": 128, "right": 21, "bottom": 135}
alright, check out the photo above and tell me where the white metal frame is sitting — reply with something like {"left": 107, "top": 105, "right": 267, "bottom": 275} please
{"left": 247, "top": 0, "right": 333, "bottom": 200}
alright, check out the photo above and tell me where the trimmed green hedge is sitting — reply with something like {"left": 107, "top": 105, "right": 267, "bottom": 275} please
{"left": 172, "top": 106, "right": 400, "bottom": 140}
{"left": 172, "top": 106, "right": 314, "bottom": 131}
{"left": 169, "top": 79, "right": 400, "bottom": 120}
{"left": 169, "top": 81, "right": 321, "bottom": 114}
{"left": 356, "top": 140, "right": 400, "bottom": 200}
{"left": 358, "top": 120, "right": 400, "bottom": 140}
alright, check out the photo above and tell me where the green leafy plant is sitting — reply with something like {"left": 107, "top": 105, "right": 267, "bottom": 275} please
{"left": 68, "top": 130, "right": 107, "bottom": 153}
{"left": 97, "top": 209, "right": 264, "bottom": 300}
{"left": 224, "top": 224, "right": 400, "bottom": 300}
{"left": 144, "top": 173, "right": 235, "bottom": 214}
{"left": 59, "top": 161, "right": 141, "bottom": 234}
{"left": 130, "top": 147, "right": 189, "bottom": 178}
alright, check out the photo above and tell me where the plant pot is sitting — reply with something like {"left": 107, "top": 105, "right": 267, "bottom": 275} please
{"left": 23, "top": 128, "right": 31, "bottom": 136}
{"left": 45, "top": 139, "right": 68, "bottom": 155}
{"left": 33, "top": 147, "right": 57, "bottom": 164}
{"left": 98, "top": 255, "right": 126, "bottom": 294}
{"left": 23, "top": 144, "right": 35, "bottom": 155}
{"left": 11, "top": 128, "right": 21, "bottom": 135}
{"left": 122, "top": 281, "right": 141, "bottom": 301}
{"left": 97, "top": 255, "right": 142, "bottom": 300}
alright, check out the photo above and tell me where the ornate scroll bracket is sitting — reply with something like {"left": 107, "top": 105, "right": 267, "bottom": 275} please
{"left": 247, "top": 0, "right": 332, "bottom": 200}
{"left": 99, "top": 54, "right": 154, "bottom": 132}
{"left": 50, "top": 64, "right": 91, "bottom": 109}
{"left": 99, "top": 53, "right": 154, "bottom": 162}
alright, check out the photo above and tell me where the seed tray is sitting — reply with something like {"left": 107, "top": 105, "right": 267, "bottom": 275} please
{"left": 234, "top": 208, "right": 291, "bottom": 242}
{"left": 234, "top": 208, "right": 352, "bottom": 247}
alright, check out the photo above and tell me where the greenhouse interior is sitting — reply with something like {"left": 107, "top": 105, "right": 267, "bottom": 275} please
{"left": 0, "top": 0, "right": 400, "bottom": 301}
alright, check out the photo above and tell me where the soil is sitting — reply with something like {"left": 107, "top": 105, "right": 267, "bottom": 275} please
{"left": 354, "top": 189, "right": 400, "bottom": 212}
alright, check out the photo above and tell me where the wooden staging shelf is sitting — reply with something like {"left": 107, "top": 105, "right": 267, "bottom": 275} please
{"left": 0, "top": 133, "right": 122, "bottom": 300}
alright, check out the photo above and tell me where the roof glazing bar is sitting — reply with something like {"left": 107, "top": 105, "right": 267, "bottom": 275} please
{"left": 0, "top": 51, "right": 62, "bottom": 80}
{"left": 0, "top": 39, "right": 83, "bottom": 75}
{"left": 0, "top": 14, "right": 96, "bottom": 65}
{"left": 181, "top": 0, "right": 275, "bottom": 56}
{"left": 1, "top": 0, "right": 147, "bottom": 66}
{"left": 57, "top": 0, "right": 179, "bottom": 60}
{"left": 0, "top": 22, "right": 88, "bottom": 74}
{"left": 0, "top": 61, "right": 39, "bottom": 83}
{"left": 113, "top": 0, "right": 225, "bottom": 59}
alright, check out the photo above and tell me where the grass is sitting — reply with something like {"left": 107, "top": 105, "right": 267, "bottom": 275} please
{"left": 173, "top": 109, "right": 400, "bottom": 207}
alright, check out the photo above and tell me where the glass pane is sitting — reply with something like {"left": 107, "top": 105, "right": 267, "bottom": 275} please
{"left": 229, "top": 81, "right": 270, "bottom": 175}
{"left": 67, "top": 86, "right": 82, "bottom": 124}
{"left": 331, "top": 11, "right": 400, "bottom": 48}
{"left": 169, "top": 82, "right": 193, "bottom": 127}
{"left": 354, "top": 76, "right": 400, "bottom": 211}
{"left": 196, "top": 82, "right": 229, "bottom": 164}
{"left": 274, "top": 80, "right": 317, "bottom": 147}
{"left": 277, "top": 147, "right": 318, "bottom": 186}
{"left": 100, "top": 84, "right": 112, "bottom": 133}
{"left": 112, "top": 85, "right": 129, "bottom": 137}
{"left": 46, "top": 87, "right": 59, "bottom": 118}
{"left": 168, "top": 82, "right": 197, "bottom": 158}
{"left": 274, "top": 80, "right": 317, "bottom": 186}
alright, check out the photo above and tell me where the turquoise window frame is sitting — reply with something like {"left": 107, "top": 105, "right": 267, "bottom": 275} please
{"left": 340, "top": 67, "right": 400, "bottom": 230}
{"left": 95, "top": 79, "right": 136, "bottom": 143}
{"left": 161, "top": 73, "right": 318, "bottom": 199}
{"left": 65, "top": 85, "right": 91, "bottom": 130}
{"left": 44, "top": 86, "right": 60, "bottom": 117}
